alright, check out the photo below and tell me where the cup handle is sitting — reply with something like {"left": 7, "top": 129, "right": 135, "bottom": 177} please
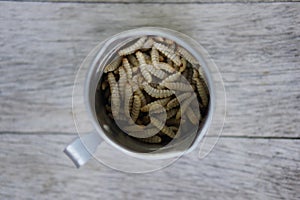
{"left": 64, "top": 132, "right": 102, "bottom": 168}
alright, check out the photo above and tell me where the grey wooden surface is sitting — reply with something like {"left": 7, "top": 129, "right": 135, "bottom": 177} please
{"left": 0, "top": 1, "right": 299, "bottom": 200}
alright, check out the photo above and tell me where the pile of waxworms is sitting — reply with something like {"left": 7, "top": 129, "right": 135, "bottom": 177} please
{"left": 97, "top": 36, "right": 209, "bottom": 144}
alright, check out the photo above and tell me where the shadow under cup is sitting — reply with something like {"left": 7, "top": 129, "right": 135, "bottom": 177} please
{"left": 85, "top": 28, "right": 213, "bottom": 159}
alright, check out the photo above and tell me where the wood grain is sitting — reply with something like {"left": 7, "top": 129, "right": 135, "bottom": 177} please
{"left": 8, "top": 0, "right": 300, "bottom": 3}
{"left": 0, "top": 134, "right": 299, "bottom": 199}
{"left": 0, "top": 2, "right": 299, "bottom": 137}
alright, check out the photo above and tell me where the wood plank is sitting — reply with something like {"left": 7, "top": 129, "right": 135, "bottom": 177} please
{"left": 0, "top": 2, "right": 299, "bottom": 136}
{"left": 0, "top": 134, "right": 299, "bottom": 199}
{"left": 9, "top": 0, "right": 300, "bottom": 3}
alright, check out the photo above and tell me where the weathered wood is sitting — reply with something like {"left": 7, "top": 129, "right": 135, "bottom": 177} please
{"left": 9, "top": 0, "right": 300, "bottom": 3}
{"left": 0, "top": 2, "right": 299, "bottom": 137}
{"left": 0, "top": 134, "right": 299, "bottom": 199}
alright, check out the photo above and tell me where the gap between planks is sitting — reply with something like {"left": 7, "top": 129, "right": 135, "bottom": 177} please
{"left": 1, "top": 131, "right": 300, "bottom": 140}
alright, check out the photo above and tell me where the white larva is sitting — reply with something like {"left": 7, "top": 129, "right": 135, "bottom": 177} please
{"left": 157, "top": 62, "right": 175, "bottom": 73}
{"left": 118, "top": 67, "right": 127, "bottom": 100}
{"left": 131, "top": 95, "right": 141, "bottom": 122}
{"left": 175, "top": 95, "right": 196, "bottom": 119}
{"left": 186, "top": 107, "right": 201, "bottom": 125}
{"left": 163, "top": 82, "right": 193, "bottom": 91}
{"left": 138, "top": 135, "right": 162, "bottom": 143}
{"left": 179, "top": 57, "right": 187, "bottom": 72}
{"left": 166, "top": 92, "right": 191, "bottom": 110}
{"left": 194, "top": 78, "right": 209, "bottom": 107}
{"left": 107, "top": 73, "right": 120, "bottom": 117}
{"left": 151, "top": 117, "right": 176, "bottom": 138}
{"left": 122, "top": 58, "right": 133, "bottom": 79}
{"left": 118, "top": 37, "right": 147, "bottom": 56}
{"left": 143, "top": 83, "right": 174, "bottom": 98}
{"left": 141, "top": 37, "right": 154, "bottom": 50}
{"left": 160, "top": 72, "right": 181, "bottom": 86}
{"left": 141, "top": 98, "right": 171, "bottom": 112}
{"left": 146, "top": 64, "right": 167, "bottom": 79}
{"left": 177, "top": 46, "right": 198, "bottom": 64}
{"left": 153, "top": 42, "right": 182, "bottom": 66}
{"left": 104, "top": 57, "right": 122, "bottom": 73}
{"left": 124, "top": 83, "right": 133, "bottom": 118}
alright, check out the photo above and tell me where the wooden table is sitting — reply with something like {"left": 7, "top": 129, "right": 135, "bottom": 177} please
{"left": 0, "top": 1, "right": 299, "bottom": 199}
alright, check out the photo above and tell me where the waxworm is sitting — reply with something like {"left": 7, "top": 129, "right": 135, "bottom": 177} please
{"left": 118, "top": 37, "right": 147, "bottom": 56}
{"left": 151, "top": 47, "right": 160, "bottom": 66}
{"left": 108, "top": 73, "right": 120, "bottom": 116}
{"left": 139, "top": 64, "right": 152, "bottom": 83}
{"left": 131, "top": 95, "right": 141, "bottom": 122}
{"left": 141, "top": 98, "right": 171, "bottom": 112}
{"left": 134, "top": 88, "right": 147, "bottom": 107}
{"left": 104, "top": 57, "right": 122, "bottom": 73}
{"left": 138, "top": 135, "right": 162, "bottom": 143}
{"left": 124, "top": 126, "right": 159, "bottom": 138}
{"left": 160, "top": 72, "right": 181, "bottom": 86}
{"left": 179, "top": 57, "right": 187, "bottom": 72}
{"left": 163, "top": 82, "right": 193, "bottom": 92}
{"left": 166, "top": 118, "right": 182, "bottom": 126}
{"left": 157, "top": 63, "right": 175, "bottom": 73}
{"left": 153, "top": 36, "right": 164, "bottom": 43}
{"left": 146, "top": 64, "right": 167, "bottom": 79}
{"left": 177, "top": 46, "right": 198, "bottom": 64}
{"left": 194, "top": 78, "right": 209, "bottom": 107}
{"left": 118, "top": 67, "right": 127, "bottom": 100}
{"left": 143, "top": 83, "right": 174, "bottom": 98}
{"left": 124, "top": 83, "right": 133, "bottom": 118}
{"left": 154, "top": 42, "right": 182, "bottom": 66}
{"left": 151, "top": 117, "right": 176, "bottom": 138}
{"left": 166, "top": 92, "right": 191, "bottom": 110}
{"left": 186, "top": 107, "right": 201, "bottom": 125}
{"left": 176, "top": 95, "right": 196, "bottom": 119}
{"left": 122, "top": 58, "right": 133, "bottom": 79}
{"left": 141, "top": 37, "right": 154, "bottom": 50}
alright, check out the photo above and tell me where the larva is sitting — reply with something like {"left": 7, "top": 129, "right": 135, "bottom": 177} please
{"left": 138, "top": 135, "right": 162, "bottom": 143}
{"left": 177, "top": 46, "right": 198, "bottom": 64}
{"left": 139, "top": 64, "right": 152, "bottom": 83}
{"left": 118, "top": 37, "right": 147, "bottom": 56}
{"left": 153, "top": 36, "right": 164, "bottom": 43}
{"left": 166, "top": 118, "right": 182, "bottom": 126}
{"left": 150, "top": 47, "right": 160, "bottom": 66}
{"left": 118, "top": 67, "right": 127, "bottom": 99}
{"left": 194, "top": 78, "right": 209, "bottom": 107}
{"left": 134, "top": 88, "right": 147, "bottom": 107}
{"left": 175, "top": 95, "right": 196, "bottom": 119}
{"left": 166, "top": 92, "right": 191, "bottom": 110}
{"left": 160, "top": 72, "right": 181, "bottom": 86}
{"left": 127, "top": 54, "right": 139, "bottom": 67}
{"left": 104, "top": 57, "right": 122, "bottom": 73}
{"left": 143, "top": 83, "right": 174, "bottom": 98}
{"left": 153, "top": 42, "right": 182, "bottom": 66}
{"left": 144, "top": 53, "right": 152, "bottom": 64}
{"left": 141, "top": 98, "right": 171, "bottom": 112}
{"left": 131, "top": 95, "right": 141, "bottom": 122}
{"left": 157, "top": 63, "right": 175, "bottom": 73}
{"left": 108, "top": 73, "right": 120, "bottom": 116}
{"left": 122, "top": 58, "right": 133, "bottom": 79}
{"left": 179, "top": 57, "right": 187, "bottom": 72}
{"left": 151, "top": 117, "right": 176, "bottom": 138}
{"left": 124, "top": 83, "right": 133, "bottom": 118}
{"left": 163, "top": 82, "right": 193, "bottom": 91}
{"left": 146, "top": 64, "right": 167, "bottom": 79}
{"left": 142, "top": 37, "right": 154, "bottom": 49}
{"left": 186, "top": 107, "right": 201, "bottom": 125}
{"left": 127, "top": 127, "right": 160, "bottom": 139}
